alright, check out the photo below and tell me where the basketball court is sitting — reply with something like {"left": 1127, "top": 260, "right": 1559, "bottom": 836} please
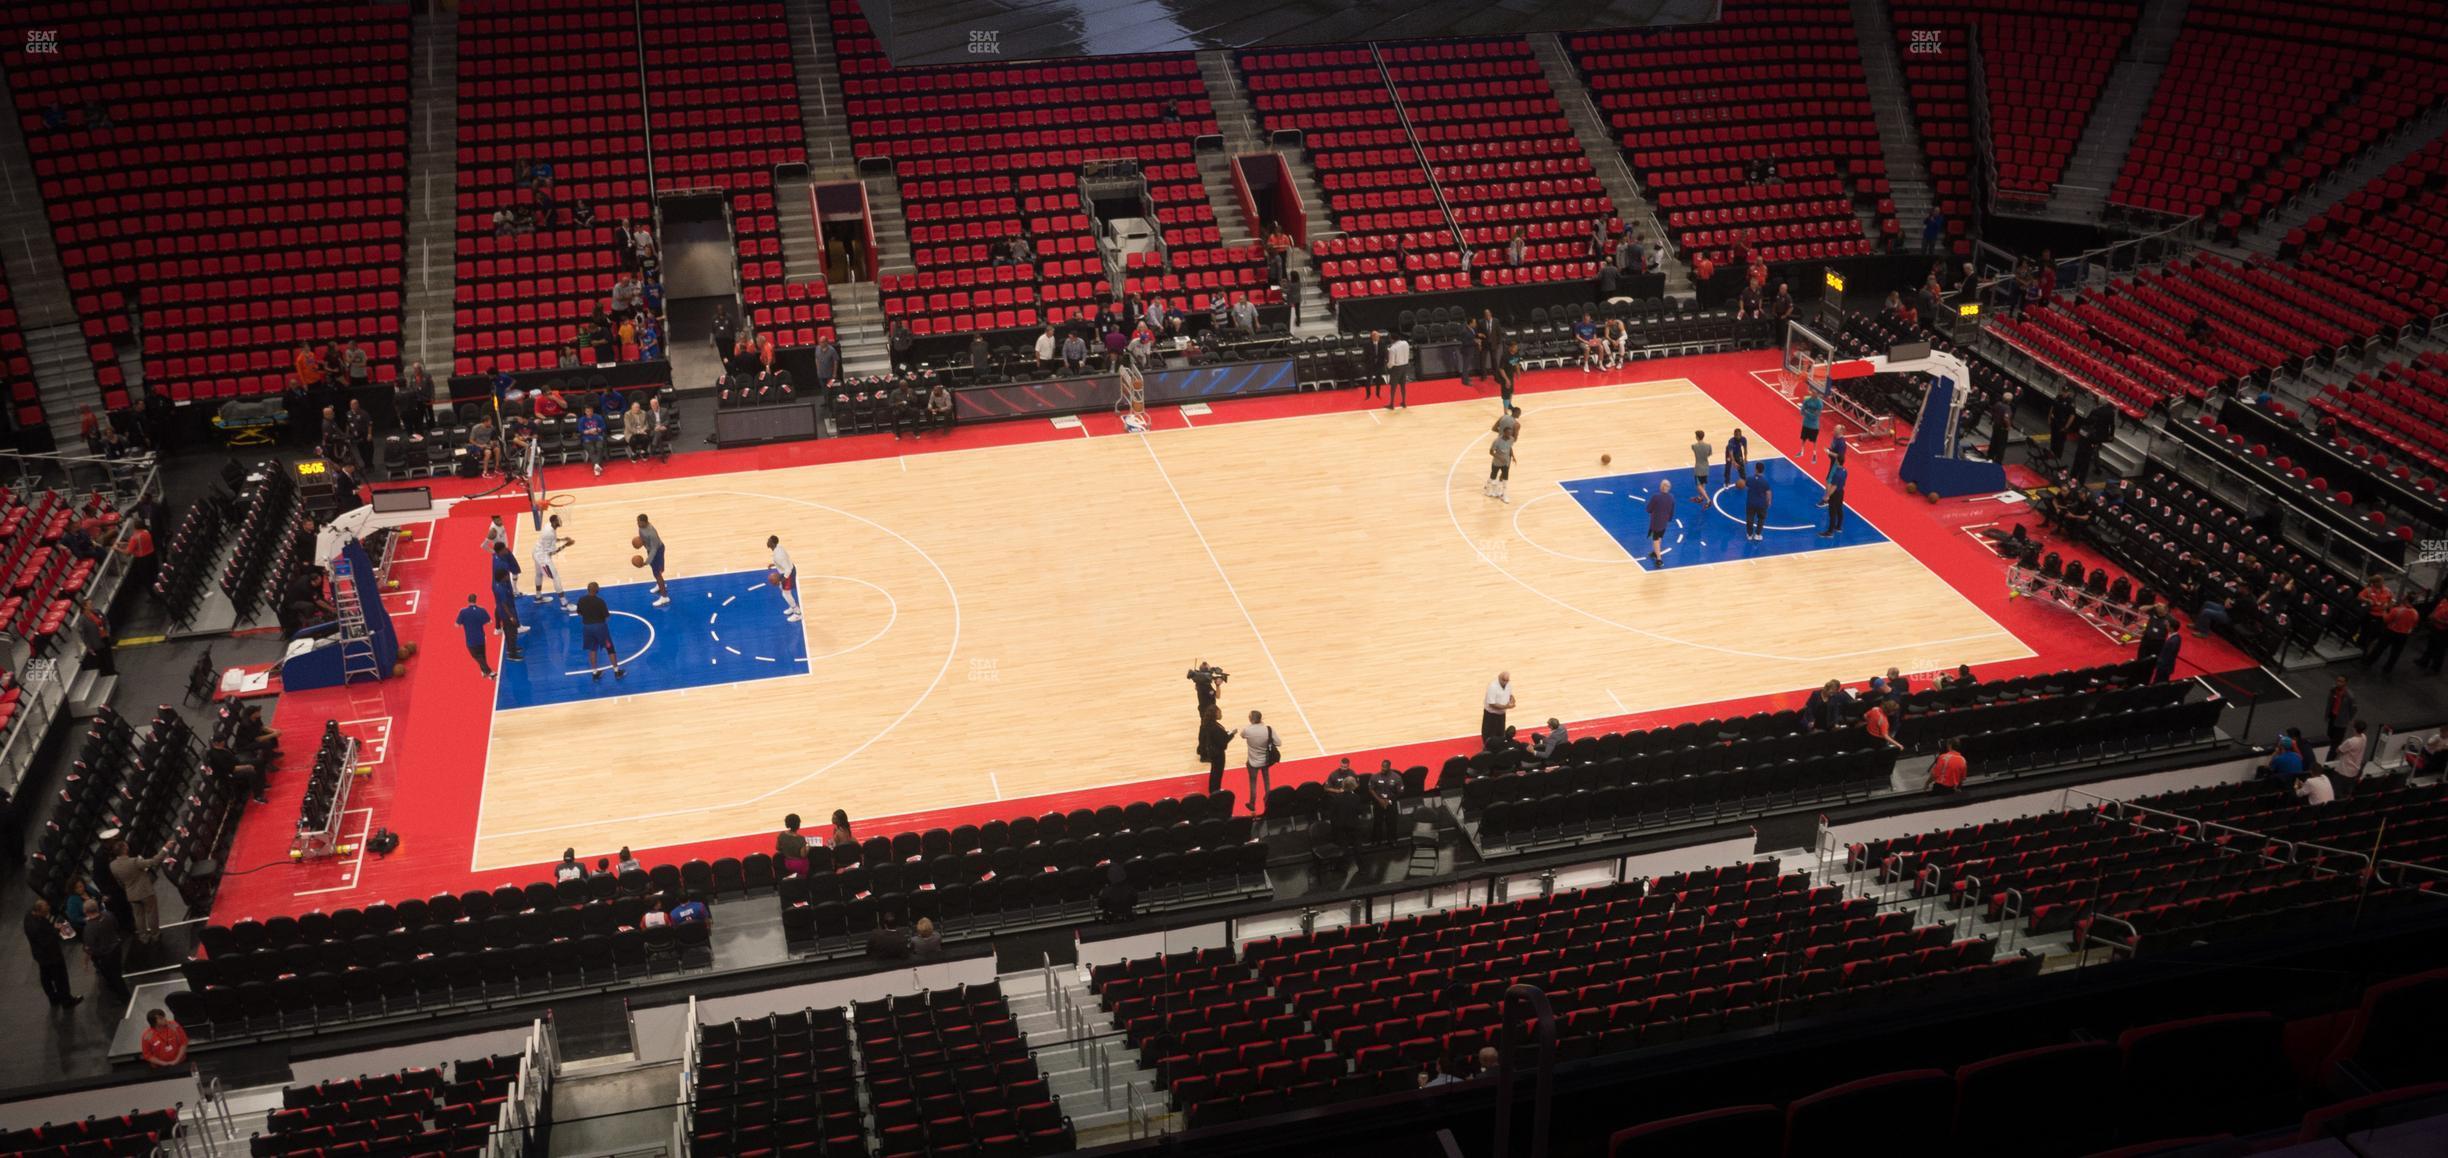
{"left": 209, "top": 351, "right": 2256, "bottom": 919}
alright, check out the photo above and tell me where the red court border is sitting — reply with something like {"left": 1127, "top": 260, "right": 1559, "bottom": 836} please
{"left": 209, "top": 351, "right": 2258, "bottom": 920}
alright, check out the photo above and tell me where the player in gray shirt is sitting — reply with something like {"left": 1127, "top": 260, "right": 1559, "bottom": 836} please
{"left": 1690, "top": 431, "right": 1712, "bottom": 503}
{"left": 1485, "top": 433, "right": 1517, "bottom": 502}
{"left": 636, "top": 513, "right": 670, "bottom": 606}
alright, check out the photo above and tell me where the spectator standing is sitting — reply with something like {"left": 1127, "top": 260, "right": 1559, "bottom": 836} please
{"left": 81, "top": 900, "right": 128, "bottom": 1000}
{"left": 2365, "top": 595, "right": 2420, "bottom": 674}
{"left": 1197, "top": 705, "right": 1233, "bottom": 795}
{"left": 24, "top": 899, "right": 76, "bottom": 1009}
{"left": 1060, "top": 331, "right": 1088, "bottom": 375}
{"left": 1921, "top": 206, "right": 1945, "bottom": 254}
{"left": 108, "top": 846, "right": 161, "bottom": 941}
{"left": 1235, "top": 711, "right": 1279, "bottom": 810}
{"left": 1863, "top": 699, "right": 1902, "bottom": 750}
{"left": 1368, "top": 760, "right": 1406, "bottom": 843}
{"left": 2418, "top": 591, "right": 2448, "bottom": 675}
{"left": 1385, "top": 334, "right": 1411, "bottom": 408}
{"left": 1481, "top": 673, "right": 1515, "bottom": 752}
{"left": 2323, "top": 676, "right": 2356, "bottom": 751}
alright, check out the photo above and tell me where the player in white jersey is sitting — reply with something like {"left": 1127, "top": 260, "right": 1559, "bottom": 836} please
{"left": 531, "top": 514, "right": 573, "bottom": 610}
{"left": 767, "top": 535, "right": 801, "bottom": 621}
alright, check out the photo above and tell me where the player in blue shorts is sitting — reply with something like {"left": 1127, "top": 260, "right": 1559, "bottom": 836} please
{"left": 577, "top": 582, "right": 624, "bottom": 681}
{"left": 1743, "top": 462, "right": 1771, "bottom": 540}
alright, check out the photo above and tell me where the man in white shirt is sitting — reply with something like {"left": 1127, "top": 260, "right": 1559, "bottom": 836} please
{"left": 1385, "top": 336, "right": 1413, "bottom": 410}
{"left": 530, "top": 514, "right": 573, "bottom": 610}
{"left": 2294, "top": 770, "right": 2335, "bottom": 806}
{"left": 1034, "top": 327, "right": 1057, "bottom": 374}
{"left": 2330, "top": 720, "right": 2369, "bottom": 790}
{"left": 767, "top": 535, "right": 801, "bottom": 622}
{"left": 1481, "top": 672, "right": 1515, "bottom": 751}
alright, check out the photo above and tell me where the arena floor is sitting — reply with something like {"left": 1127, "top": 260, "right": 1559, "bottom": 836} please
{"left": 210, "top": 350, "right": 2258, "bottom": 919}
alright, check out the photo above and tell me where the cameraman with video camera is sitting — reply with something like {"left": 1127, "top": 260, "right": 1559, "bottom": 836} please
{"left": 1190, "top": 661, "right": 1233, "bottom": 795}
{"left": 1188, "top": 660, "right": 1227, "bottom": 716}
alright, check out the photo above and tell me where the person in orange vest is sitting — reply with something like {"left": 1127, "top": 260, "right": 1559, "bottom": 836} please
{"left": 1928, "top": 737, "right": 1967, "bottom": 792}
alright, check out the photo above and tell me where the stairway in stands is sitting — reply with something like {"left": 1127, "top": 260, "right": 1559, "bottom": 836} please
{"left": 784, "top": 0, "right": 895, "bottom": 376}
{"left": 2040, "top": 0, "right": 2190, "bottom": 223}
{"left": 0, "top": 98, "right": 102, "bottom": 446}
{"left": 1196, "top": 51, "right": 1338, "bottom": 337}
{"left": 404, "top": 7, "right": 460, "bottom": 377}
{"left": 1850, "top": 0, "right": 1934, "bottom": 244}
{"left": 1192, "top": 52, "right": 1266, "bottom": 251}
{"left": 1529, "top": 33, "right": 1691, "bottom": 299}
{"left": 775, "top": 0, "right": 850, "bottom": 311}
{"left": 1005, "top": 966, "right": 1170, "bottom": 1147}
{"left": 2236, "top": 100, "right": 2448, "bottom": 257}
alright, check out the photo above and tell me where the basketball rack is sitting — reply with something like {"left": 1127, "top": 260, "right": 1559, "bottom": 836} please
{"left": 2006, "top": 561, "right": 2149, "bottom": 641}
{"left": 292, "top": 734, "right": 361, "bottom": 861}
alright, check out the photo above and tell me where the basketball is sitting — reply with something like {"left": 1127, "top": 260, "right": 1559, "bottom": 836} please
{"left": 631, "top": 535, "right": 644, "bottom": 549}
{"left": 631, "top": 553, "right": 647, "bottom": 568}
{"left": 767, "top": 569, "right": 783, "bottom": 587}
{"left": 1600, "top": 454, "right": 1612, "bottom": 467}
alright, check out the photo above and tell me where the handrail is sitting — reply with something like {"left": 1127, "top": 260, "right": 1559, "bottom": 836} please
{"left": 2376, "top": 859, "right": 2448, "bottom": 890}
{"left": 1367, "top": 43, "right": 1466, "bottom": 257}
{"left": 2085, "top": 912, "right": 2141, "bottom": 957}
{"left": 1999, "top": 887, "right": 2026, "bottom": 951}
{"left": 1958, "top": 873, "right": 1985, "bottom": 939}
{"left": 1492, "top": 984, "right": 1559, "bottom": 1158}
{"left": 1963, "top": 23, "right": 1996, "bottom": 222}
{"left": 2291, "top": 841, "right": 2375, "bottom": 878}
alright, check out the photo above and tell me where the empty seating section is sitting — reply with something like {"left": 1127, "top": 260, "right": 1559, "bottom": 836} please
{"left": 6, "top": 1, "right": 408, "bottom": 405}
{"left": 254, "top": 1056, "right": 516, "bottom": 1158}
{"left": 2315, "top": 352, "right": 2448, "bottom": 493}
{"left": 2146, "top": 774, "right": 2448, "bottom": 883}
{"left": 779, "top": 794, "right": 1266, "bottom": 951}
{"left": 2177, "top": 404, "right": 2442, "bottom": 561}
{"left": 690, "top": 993, "right": 1075, "bottom": 1158}
{"left": 1854, "top": 775, "right": 2433, "bottom": 956}
{"left": 1889, "top": 0, "right": 2139, "bottom": 213}
{"left": 0, "top": 1108, "right": 178, "bottom": 1158}
{"left": 2079, "top": 465, "right": 2365, "bottom": 657}
{"left": 641, "top": 1, "right": 828, "bottom": 345}
{"left": 0, "top": 488, "right": 102, "bottom": 655}
{"left": 689, "top": 1008, "right": 864, "bottom": 1157}
{"left": 1385, "top": 39, "right": 1611, "bottom": 287}
{"left": 1989, "top": 229, "right": 2425, "bottom": 417}
{"left": 1601, "top": 990, "right": 2448, "bottom": 1158}
{"left": 1117, "top": 162, "right": 1272, "bottom": 310}
{"left": 857, "top": 986, "right": 1073, "bottom": 1156}
{"left": 0, "top": 260, "right": 44, "bottom": 433}
{"left": 453, "top": 0, "right": 651, "bottom": 375}
{"left": 1569, "top": 0, "right": 1886, "bottom": 269}
{"left": 2285, "top": 136, "right": 2448, "bottom": 333}
{"left": 1099, "top": 863, "right": 2038, "bottom": 1127}
{"left": 832, "top": 2, "right": 1222, "bottom": 335}
{"left": 2110, "top": 0, "right": 2446, "bottom": 225}
{"left": 1240, "top": 49, "right": 1448, "bottom": 300}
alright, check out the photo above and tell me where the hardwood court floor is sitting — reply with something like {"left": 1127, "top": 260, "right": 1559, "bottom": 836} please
{"left": 473, "top": 376, "right": 2031, "bottom": 868}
